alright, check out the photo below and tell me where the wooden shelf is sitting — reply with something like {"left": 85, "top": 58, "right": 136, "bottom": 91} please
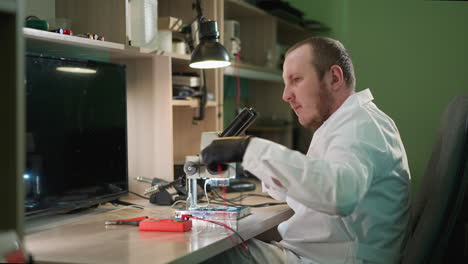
{"left": 172, "top": 99, "right": 217, "bottom": 108}
{"left": 24, "top": 28, "right": 191, "bottom": 61}
{"left": 25, "top": 28, "right": 126, "bottom": 60}
{"left": 167, "top": 52, "right": 191, "bottom": 62}
{"left": 225, "top": 0, "right": 313, "bottom": 39}
{"left": 225, "top": 0, "right": 271, "bottom": 19}
{"left": 130, "top": 47, "right": 191, "bottom": 63}
{"left": 225, "top": 0, "right": 312, "bottom": 35}
{"left": 224, "top": 62, "right": 282, "bottom": 82}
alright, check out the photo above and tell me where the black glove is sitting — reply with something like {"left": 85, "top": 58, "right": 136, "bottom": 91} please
{"left": 201, "top": 136, "right": 252, "bottom": 173}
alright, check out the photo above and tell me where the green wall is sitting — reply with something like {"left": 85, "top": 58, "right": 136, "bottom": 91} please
{"left": 287, "top": 0, "right": 468, "bottom": 192}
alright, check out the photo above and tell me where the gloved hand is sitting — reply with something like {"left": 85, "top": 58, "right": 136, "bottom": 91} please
{"left": 201, "top": 136, "right": 252, "bottom": 173}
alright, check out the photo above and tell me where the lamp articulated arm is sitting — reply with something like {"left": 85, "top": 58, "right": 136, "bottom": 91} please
{"left": 188, "top": 0, "right": 231, "bottom": 122}
{"left": 194, "top": 0, "right": 204, "bottom": 23}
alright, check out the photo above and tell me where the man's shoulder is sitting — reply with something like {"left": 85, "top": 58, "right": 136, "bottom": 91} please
{"left": 324, "top": 102, "right": 400, "bottom": 146}
{"left": 329, "top": 101, "right": 393, "bottom": 130}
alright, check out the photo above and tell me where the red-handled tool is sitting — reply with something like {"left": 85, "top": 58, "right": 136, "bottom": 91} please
{"left": 105, "top": 216, "right": 149, "bottom": 226}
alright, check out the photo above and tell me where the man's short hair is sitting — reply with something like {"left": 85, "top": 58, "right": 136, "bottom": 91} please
{"left": 286, "top": 36, "right": 356, "bottom": 90}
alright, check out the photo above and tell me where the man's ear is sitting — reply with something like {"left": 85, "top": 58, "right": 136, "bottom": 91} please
{"left": 329, "top": 65, "right": 345, "bottom": 91}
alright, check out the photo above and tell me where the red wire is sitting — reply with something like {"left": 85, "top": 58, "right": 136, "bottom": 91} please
{"left": 214, "top": 164, "right": 249, "bottom": 251}
{"left": 186, "top": 215, "right": 249, "bottom": 251}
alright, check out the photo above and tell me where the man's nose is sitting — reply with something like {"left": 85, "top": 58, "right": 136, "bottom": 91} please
{"left": 282, "top": 85, "right": 293, "bottom": 102}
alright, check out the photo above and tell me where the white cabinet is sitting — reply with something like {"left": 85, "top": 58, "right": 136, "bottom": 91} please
{"left": 24, "top": 0, "right": 224, "bottom": 196}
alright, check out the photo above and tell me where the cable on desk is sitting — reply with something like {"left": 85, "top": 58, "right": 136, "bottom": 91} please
{"left": 110, "top": 200, "right": 145, "bottom": 209}
{"left": 210, "top": 188, "right": 287, "bottom": 208}
{"left": 219, "top": 193, "right": 272, "bottom": 202}
{"left": 183, "top": 215, "right": 253, "bottom": 257}
{"left": 103, "top": 204, "right": 148, "bottom": 220}
{"left": 129, "top": 191, "right": 150, "bottom": 200}
{"left": 199, "top": 200, "right": 286, "bottom": 208}
{"left": 196, "top": 179, "right": 212, "bottom": 208}
{"left": 171, "top": 200, "right": 187, "bottom": 209}
{"left": 107, "top": 203, "right": 170, "bottom": 219}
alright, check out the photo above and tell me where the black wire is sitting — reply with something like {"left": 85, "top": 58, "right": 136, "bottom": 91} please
{"left": 200, "top": 200, "right": 286, "bottom": 208}
{"left": 222, "top": 193, "right": 272, "bottom": 202}
{"left": 129, "top": 191, "right": 150, "bottom": 200}
{"left": 110, "top": 200, "right": 145, "bottom": 209}
{"left": 209, "top": 189, "right": 287, "bottom": 208}
{"left": 194, "top": 0, "right": 205, "bottom": 22}
{"left": 193, "top": 70, "right": 207, "bottom": 121}
{"left": 211, "top": 188, "right": 259, "bottom": 204}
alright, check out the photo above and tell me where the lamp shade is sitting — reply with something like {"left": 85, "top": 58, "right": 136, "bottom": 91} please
{"left": 189, "top": 19, "right": 231, "bottom": 69}
{"left": 189, "top": 41, "right": 231, "bottom": 69}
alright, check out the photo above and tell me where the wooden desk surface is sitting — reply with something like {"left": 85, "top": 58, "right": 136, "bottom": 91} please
{"left": 25, "top": 193, "right": 293, "bottom": 264}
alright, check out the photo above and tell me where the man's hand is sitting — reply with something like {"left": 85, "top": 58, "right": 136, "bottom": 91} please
{"left": 201, "top": 136, "right": 252, "bottom": 172}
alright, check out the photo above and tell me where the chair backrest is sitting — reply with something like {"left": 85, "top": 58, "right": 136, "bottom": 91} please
{"left": 402, "top": 95, "right": 468, "bottom": 264}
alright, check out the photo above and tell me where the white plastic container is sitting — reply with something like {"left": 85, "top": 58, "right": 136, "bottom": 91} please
{"left": 128, "top": 0, "right": 158, "bottom": 49}
{"left": 157, "top": 30, "right": 172, "bottom": 52}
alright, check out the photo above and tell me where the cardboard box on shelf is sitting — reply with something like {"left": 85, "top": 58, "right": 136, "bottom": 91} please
{"left": 158, "top": 17, "right": 183, "bottom": 32}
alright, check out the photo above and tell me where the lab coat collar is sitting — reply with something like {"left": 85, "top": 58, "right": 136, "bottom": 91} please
{"left": 334, "top": 88, "right": 374, "bottom": 113}
{"left": 356, "top": 88, "right": 374, "bottom": 106}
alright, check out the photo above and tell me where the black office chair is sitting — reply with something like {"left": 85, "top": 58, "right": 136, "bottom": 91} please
{"left": 402, "top": 95, "right": 468, "bottom": 263}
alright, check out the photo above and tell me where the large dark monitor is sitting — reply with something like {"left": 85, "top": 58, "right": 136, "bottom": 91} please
{"left": 24, "top": 53, "right": 128, "bottom": 217}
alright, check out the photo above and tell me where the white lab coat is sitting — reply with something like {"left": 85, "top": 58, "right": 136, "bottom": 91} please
{"left": 242, "top": 89, "right": 411, "bottom": 264}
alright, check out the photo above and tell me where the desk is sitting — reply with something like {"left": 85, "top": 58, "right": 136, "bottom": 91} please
{"left": 25, "top": 193, "right": 293, "bottom": 264}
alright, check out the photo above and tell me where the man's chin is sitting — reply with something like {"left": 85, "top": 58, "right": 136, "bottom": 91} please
{"left": 298, "top": 118, "right": 311, "bottom": 129}
{"left": 300, "top": 118, "right": 322, "bottom": 131}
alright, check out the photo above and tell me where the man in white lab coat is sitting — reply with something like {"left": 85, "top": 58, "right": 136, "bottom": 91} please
{"left": 202, "top": 36, "right": 411, "bottom": 264}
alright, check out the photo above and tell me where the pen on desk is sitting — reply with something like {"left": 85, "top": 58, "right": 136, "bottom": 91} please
{"left": 105, "top": 216, "right": 149, "bottom": 226}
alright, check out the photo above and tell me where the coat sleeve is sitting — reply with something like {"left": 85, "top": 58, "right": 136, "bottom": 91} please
{"left": 261, "top": 181, "right": 287, "bottom": 201}
{"left": 242, "top": 134, "right": 387, "bottom": 216}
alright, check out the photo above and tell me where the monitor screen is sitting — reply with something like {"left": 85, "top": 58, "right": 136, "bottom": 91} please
{"left": 24, "top": 53, "right": 128, "bottom": 217}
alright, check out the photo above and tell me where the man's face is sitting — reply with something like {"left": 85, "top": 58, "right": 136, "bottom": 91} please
{"left": 282, "top": 45, "right": 333, "bottom": 131}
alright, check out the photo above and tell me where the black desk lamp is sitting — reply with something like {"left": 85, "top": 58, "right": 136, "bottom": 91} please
{"left": 185, "top": 0, "right": 231, "bottom": 121}
{"left": 189, "top": 0, "right": 231, "bottom": 69}
{"left": 189, "top": 20, "right": 231, "bottom": 69}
